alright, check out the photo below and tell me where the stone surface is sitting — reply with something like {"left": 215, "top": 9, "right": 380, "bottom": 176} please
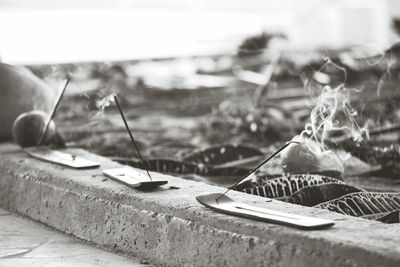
{"left": 1, "top": 142, "right": 400, "bottom": 267}
{"left": 0, "top": 208, "right": 149, "bottom": 267}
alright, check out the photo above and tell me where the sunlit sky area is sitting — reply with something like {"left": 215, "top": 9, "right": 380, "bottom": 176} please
{"left": 1, "top": 0, "right": 400, "bottom": 64}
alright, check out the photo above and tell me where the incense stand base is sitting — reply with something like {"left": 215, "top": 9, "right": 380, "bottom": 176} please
{"left": 196, "top": 193, "right": 334, "bottom": 230}
{"left": 24, "top": 146, "right": 100, "bottom": 169}
{"left": 103, "top": 166, "right": 168, "bottom": 189}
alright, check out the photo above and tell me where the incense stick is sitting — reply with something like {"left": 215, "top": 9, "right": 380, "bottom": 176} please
{"left": 37, "top": 79, "right": 70, "bottom": 146}
{"left": 216, "top": 141, "right": 300, "bottom": 202}
{"left": 113, "top": 94, "right": 152, "bottom": 181}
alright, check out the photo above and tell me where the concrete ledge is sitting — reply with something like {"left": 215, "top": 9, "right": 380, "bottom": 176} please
{"left": 1, "top": 143, "right": 400, "bottom": 267}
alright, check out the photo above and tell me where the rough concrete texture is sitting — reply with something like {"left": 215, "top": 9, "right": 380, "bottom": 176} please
{"left": 0, "top": 143, "right": 400, "bottom": 267}
{"left": 0, "top": 208, "right": 149, "bottom": 267}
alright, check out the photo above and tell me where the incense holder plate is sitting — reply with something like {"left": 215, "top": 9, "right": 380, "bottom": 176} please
{"left": 103, "top": 166, "right": 168, "bottom": 189}
{"left": 196, "top": 193, "right": 334, "bottom": 230}
{"left": 24, "top": 146, "right": 100, "bottom": 169}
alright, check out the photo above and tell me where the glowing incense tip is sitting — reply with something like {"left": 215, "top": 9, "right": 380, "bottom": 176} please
{"left": 37, "top": 78, "right": 70, "bottom": 146}
{"left": 216, "top": 140, "right": 300, "bottom": 202}
{"left": 113, "top": 94, "right": 152, "bottom": 181}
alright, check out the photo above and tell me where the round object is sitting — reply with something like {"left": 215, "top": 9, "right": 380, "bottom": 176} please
{"left": 281, "top": 140, "right": 343, "bottom": 175}
{"left": 0, "top": 63, "right": 55, "bottom": 141}
{"left": 12, "top": 111, "right": 56, "bottom": 148}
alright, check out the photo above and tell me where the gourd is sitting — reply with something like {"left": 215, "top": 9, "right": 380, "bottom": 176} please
{"left": 12, "top": 110, "right": 56, "bottom": 148}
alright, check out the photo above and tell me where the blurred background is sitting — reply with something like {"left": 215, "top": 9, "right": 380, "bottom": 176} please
{"left": 1, "top": 0, "right": 400, "bottom": 64}
{"left": 2, "top": 0, "right": 400, "bottom": 221}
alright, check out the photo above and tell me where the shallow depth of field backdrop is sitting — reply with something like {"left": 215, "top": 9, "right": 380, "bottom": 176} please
{"left": 2, "top": 0, "right": 400, "bottom": 223}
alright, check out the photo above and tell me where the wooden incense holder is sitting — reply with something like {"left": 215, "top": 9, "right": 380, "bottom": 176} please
{"left": 25, "top": 146, "right": 100, "bottom": 169}
{"left": 103, "top": 167, "right": 168, "bottom": 189}
{"left": 196, "top": 193, "right": 335, "bottom": 230}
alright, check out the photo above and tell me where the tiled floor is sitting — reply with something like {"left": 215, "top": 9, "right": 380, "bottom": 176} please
{"left": 0, "top": 208, "right": 149, "bottom": 267}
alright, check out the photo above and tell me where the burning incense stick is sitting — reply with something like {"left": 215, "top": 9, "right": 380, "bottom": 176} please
{"left": 113, "top": 94, "right": 152, "bottom": 181}
{"left": 216, "top": 140, "right": 300, "bottom": 202}
{"left": 37, "top": 79, "right": 70, "bottom": 146}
